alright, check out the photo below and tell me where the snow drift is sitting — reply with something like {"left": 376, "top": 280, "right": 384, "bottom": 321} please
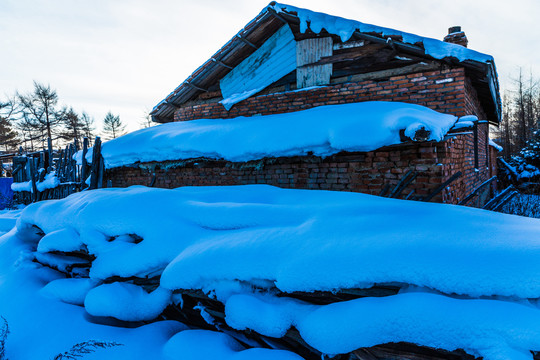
{"left": 5, "top": 185, "right": 540, "bottom": 359}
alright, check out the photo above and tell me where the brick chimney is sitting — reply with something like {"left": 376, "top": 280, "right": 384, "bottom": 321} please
{"left": 443, "top": 26, "right": 468, "bottom": 48}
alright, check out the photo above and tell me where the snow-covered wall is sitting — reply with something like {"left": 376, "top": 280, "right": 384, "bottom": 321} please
{"left": 81, "top": 101, "right": 457, "bottom": 169}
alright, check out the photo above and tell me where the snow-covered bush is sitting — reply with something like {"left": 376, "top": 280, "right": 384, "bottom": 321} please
{"left": 508, "top": 129, "right": 540, "bottom": 185}
{"left": 502, "top": 194, "right": 540, "bottom": 218}
{"left": 521, "top": 129, "right": 540, "bottom": 168}
{"left": 0, "top": 316, "right": 8, "bottom": 360}
{"left": 53, "top": 340, "right": 122, "bottom": 360}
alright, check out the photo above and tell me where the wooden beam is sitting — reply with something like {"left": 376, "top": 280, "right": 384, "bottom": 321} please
{"left": 184, "top": 82, "right": 208, "bottom": 92}
{"left": 423, "top": 171, "right": 462, "bottom": 202}
{"left": 331, "top": 61, "right": 440, "bottom": 84}
{"left": 236, "top": 34, "right": 259, "bottom": 49}
{"left": 299, "top": 43, "right": 388, "bottom": 68}
{"left": 211, "top": 58, "right": 233, "bottom": 70}
{"left": 333, "top": 40, "right": 365, "bottom": 51}
{"left": 267, "top": 7, "right": 288, "bottom": 24}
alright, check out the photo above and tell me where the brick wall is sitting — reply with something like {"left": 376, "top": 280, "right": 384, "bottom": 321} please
{"left": 106, "top": 130, "right": 494, "bottom": 206}
{"left": 107, "top": 143, "right": 442, "bottom": 199}
{"left": 439, "top": 122, "right": 493, "bottom": 205}
{"left": 173, "top": 67, "right": 487, "bottom": 123}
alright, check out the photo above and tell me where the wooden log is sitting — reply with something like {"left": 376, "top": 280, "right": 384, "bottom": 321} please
{"left": 391, "top": 172, "right": 417, "bottom": 199}
{"left": 405, "top": 190, "right": 415, "bottom": 200}
{"left": 379, "top": 184, "right": 391, "bottom": 197}
{"left": 89, "top": 137, "right": 102, "bottom": 190}
{"left": 47, "top": 137, "right": 53, "bottom": 171}
{"left": 29, "top": 157, "right": 38, "bottom": 203}
{"left": 57, "top": 150, "right": 64, "bottom": 180}
{"left": 491, "top": 190, "right": 518, "bottom": 212}
{"left": 422, "top": 171, "right": 462, "bottom": 202}
{"left": 483, "top": 185, "right": 514, "bottom": 211}
{"left": 97, "top": 154, "right": 104, "bottom": 189}
{"left": 387, "top": 170, "right": 414, "bottom": 198}
{"left": 331, "top": 62, "right": 440, "bottom": 85}
{"left": 458, "top": 176, "right": 497, "bottom": 206}
{"left": 81, "top": 137, "right": 89, "bottom": 188}
{"left": 351, "top": 349, "right": 379, "bottom": 360}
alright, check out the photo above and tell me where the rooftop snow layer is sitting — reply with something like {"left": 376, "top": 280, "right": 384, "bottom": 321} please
{"left": 489, "top": 138, "right": 503, "bottom": 152}
{"left": 80, "top": 101, "right": 457, "bottom": 168}
{"left": 271, "top": 3, "right": 494, "bottom": 64}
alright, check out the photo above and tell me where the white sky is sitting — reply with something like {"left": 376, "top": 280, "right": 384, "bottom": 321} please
{"left": 1, "top": 0, "right": 539, "bottom": 133}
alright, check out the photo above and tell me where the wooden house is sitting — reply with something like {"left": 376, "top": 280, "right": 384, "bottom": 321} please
{"left": 107, "top": 2, "right": 502, "bottom": 205}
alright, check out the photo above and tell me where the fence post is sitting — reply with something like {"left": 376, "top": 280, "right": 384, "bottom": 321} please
{"left": 90, "top": 137, "right": 102, "bottom": 190}
{"left": 81, "top": 137, "right": 88, "bottom": 189}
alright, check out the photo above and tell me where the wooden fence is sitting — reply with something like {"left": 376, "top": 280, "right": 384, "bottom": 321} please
{"left": 10, "top": 137, "right": 104, "bottom": 205}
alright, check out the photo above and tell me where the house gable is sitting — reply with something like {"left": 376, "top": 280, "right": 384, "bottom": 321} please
{"left": 150, "top": 2, "right": 501, "bottom": 125}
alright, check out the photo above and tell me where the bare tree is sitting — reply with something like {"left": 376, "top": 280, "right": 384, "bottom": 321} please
{"left": 17, "top": 81, "right": 63, "bottom": 146}
{"left": 81, "top": 112, "right": 96, "bottom": 145}
{"left": 102, "top": 111, "right": 126, "bottom": 140}
{"left": 138, "top": 111, "right": 154, "bottom": 129}
{"left": 510, "top": 69, "right": 539, "bottom": 149}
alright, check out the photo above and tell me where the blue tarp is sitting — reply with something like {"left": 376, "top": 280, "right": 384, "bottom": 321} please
{"left": 0, "top": 178, "right": 13, "bottom": 210}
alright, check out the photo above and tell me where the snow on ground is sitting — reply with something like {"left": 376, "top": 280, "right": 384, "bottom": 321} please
{"left": 3, "top": 185, "right": 540, "bottom": 359}
{"left": 77, "top": 102, "right": 457, "bottom": 168}
{"left": 162, "top": 330, "right": 304, "bottom": 360}
{"left": 0, "top": 209, "right": 20, "bottom": 236}
{"left": 0, "top": 226, "right": 184, "bottom": 360}
{"left": 0, "top": 207, "right": 298, "bottom": 360}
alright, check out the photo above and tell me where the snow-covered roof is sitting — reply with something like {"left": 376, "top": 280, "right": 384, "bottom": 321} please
{"left": 150, "top": 2, "right": 501, "bottom": 124}
{"left": 270, "top": 3, "right": 493, "bottom": 64}
{"left": 489, "top": 138, "right": 503, "bottom": 152}
{"left": 81, "top": 101, "right": 458, "bottom": 169}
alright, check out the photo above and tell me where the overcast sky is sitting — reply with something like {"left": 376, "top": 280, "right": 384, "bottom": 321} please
{"left": 1, "top": 0, "right": 539, "bottom": 133}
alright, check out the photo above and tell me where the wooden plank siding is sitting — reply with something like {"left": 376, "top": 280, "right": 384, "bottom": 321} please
{"left": 296, "top": 37, "right": 333, "bottom": 88}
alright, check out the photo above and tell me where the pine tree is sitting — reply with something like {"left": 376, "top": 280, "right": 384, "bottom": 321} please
{"left": 102, "top": 112, "right": 126, "bottom": 140}
{"left": 0, "top": 100, "right": 18, "bottom": 152}
{"left": 59, "top": 107, "right": 92, "bottom": 146}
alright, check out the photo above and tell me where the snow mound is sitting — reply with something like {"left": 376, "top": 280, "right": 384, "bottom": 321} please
{"left": 41, "top": 278, "right": 98, "bottom": 306}
{"left": 224, "top": 291, "right": 540, "bottom": 360}
{"left": 162, "top": 329, "right": 303, "bottom": 360}
{"left": 16, "top": 185, "right": 540, "bottom": 300}
{"left": 85, "top": 283, "right": 171, "bottom": 321}
{"left": 79, "top": 102, "right": 457, "bottom": 168}
{"left": 6, "top": 185, "right": 540, "bottom": 359}
{"left": 0, "top": 209, "right": 20, "bottom": 235}
{"left": 37, "top": 228, "right": 84, "bottom": 253}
